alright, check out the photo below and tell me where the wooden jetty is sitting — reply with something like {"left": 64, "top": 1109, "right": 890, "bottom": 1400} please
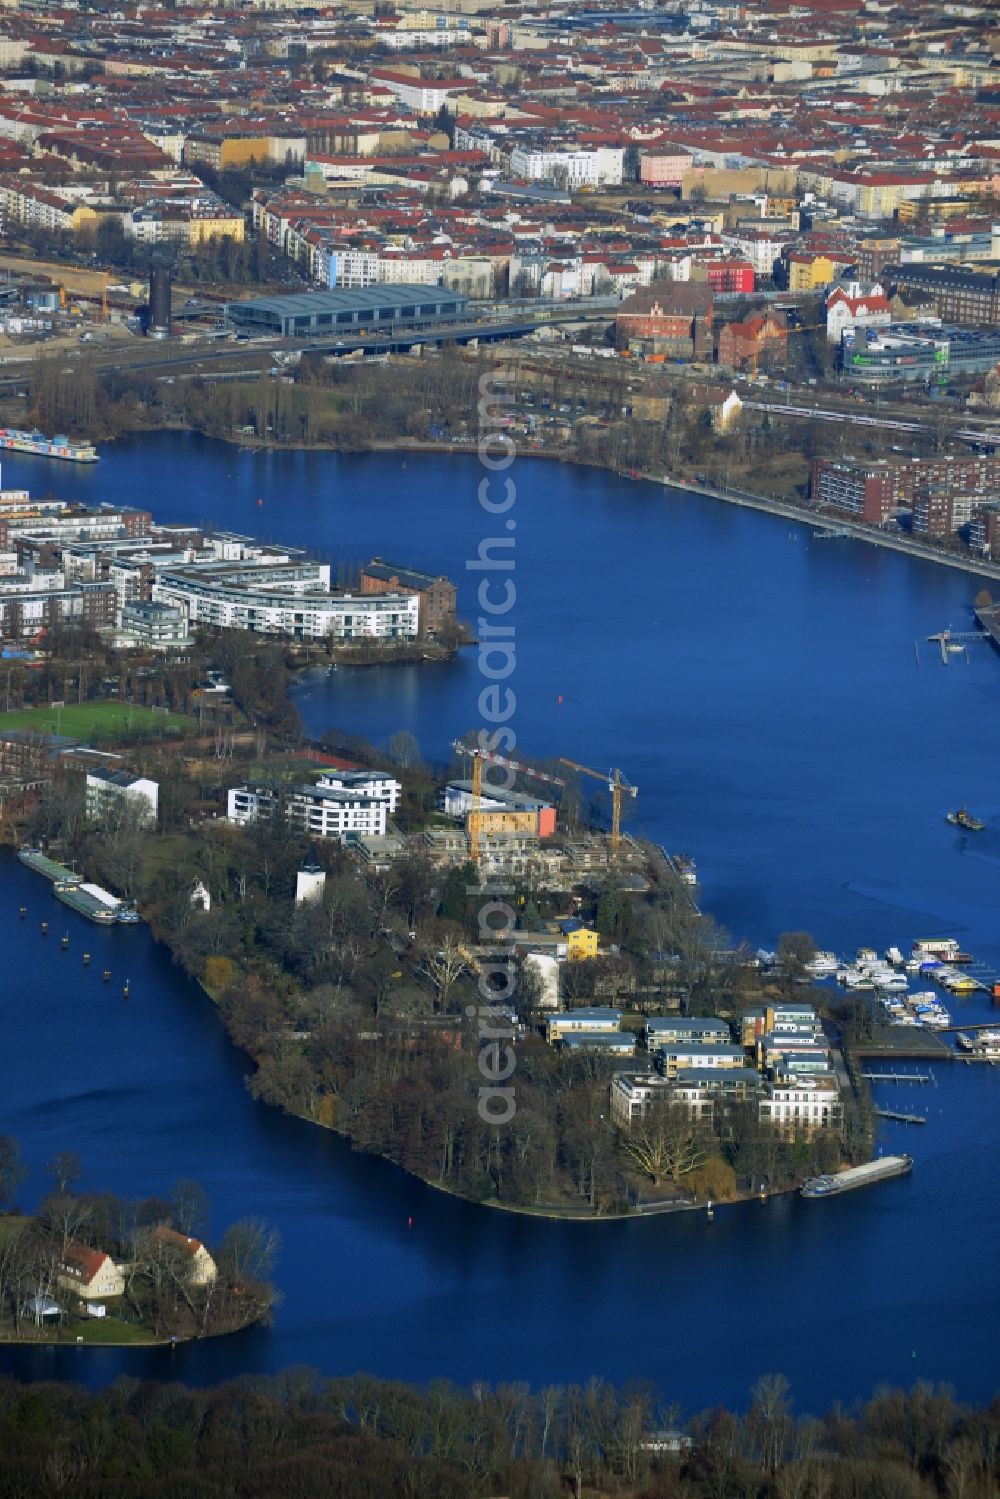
{"left": 862, "top": 1071, "right": 932, "bottom": 1083}
{"left": 874, "top": 1107, "right": 926, "bottom": 1125}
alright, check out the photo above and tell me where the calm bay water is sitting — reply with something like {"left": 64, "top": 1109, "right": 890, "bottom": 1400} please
{"left": 0, "top": 432, "right": 998, "bottom": 1409}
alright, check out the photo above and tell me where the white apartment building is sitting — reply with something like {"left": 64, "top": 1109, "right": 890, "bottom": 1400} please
{"left": 226, "top": 774, "right": 400, "bottom": 843}
{"left": 657, "top": 1043, "right": 746, "bottom": 1079}
{"left": 370, "top": 70, "right": 466, "bottom": 114}
{"left": 119, "top": 600, "right": 190, "bottom": 650}
{"left": 327, "top": 246, "right": 380, "bottom": 288}
{"left": 610, "top": 1070, "right": 671, "bottom": 1128}
{"left": 760, "top": 1074, "right": 842, "bottom": 1129}
{"left": 508, "top": 144, "right": 624, "bottom": 189}
{"left": 85, "top": 769, "right": 159, "bottom": 829}
{"left": 153, "top": 564, "right": 419, "bottom": 642}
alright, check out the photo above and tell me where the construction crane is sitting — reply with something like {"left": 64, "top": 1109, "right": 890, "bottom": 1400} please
{"left": 452, "top": 741, "right": 564, "bottom": 863}
{"left": 558, "top": 759, "right": 637, "bottom": 863}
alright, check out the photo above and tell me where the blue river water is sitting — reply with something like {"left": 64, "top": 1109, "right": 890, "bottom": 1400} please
{"left": 0, "top": 431, "right": 997, "bottom": 1410}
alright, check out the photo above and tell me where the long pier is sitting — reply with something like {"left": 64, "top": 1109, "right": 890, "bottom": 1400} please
{"left": 874, "top": 1108, "right": 926, "bottom": 1125}
{"left": 862, "top": 1071, "right": 932, "bottom": 1083}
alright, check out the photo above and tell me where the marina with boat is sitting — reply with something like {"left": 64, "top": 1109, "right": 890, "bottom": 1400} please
{"left": 821, "top": 935, "right": 995, "bottom": 1013}
{"left": 0, "top": 428, "right": 98, "bottom": 463}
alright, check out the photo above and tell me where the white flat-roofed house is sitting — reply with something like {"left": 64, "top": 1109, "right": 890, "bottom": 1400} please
{"left": 546, "top": 1007, "right": 621, "bottom": 1044}
{"left": 763, "top": 1045, "right": 832, "bottom": 1075}
{"left": 671, "top": 1066, "right": 763, "bottom": 1119}
{"left": 610, "top": 1070, "right": 671, "bottom": 1128}
{"left": 226, "top": 779, "right": 391, "bottom": 843}
{"left": 656, "top": 1043, "right": 746, "bottom": 1079}
{"left": 760, "top": 1071, "right": 841, "bottom": 1129}
{"left": 768, "top": 1002, "right": 823, "bottom": 1037}
{"left": 316, "top": 770, "right": 400, "bottom": 814}
{"left": 85, "top": 769, "right": 159, "bottom": 829}
{"left": 120, "top": 599, "right": 190, "bottom": 650}
{"left": 523, "top": 951, "right": 561, "bottom": 1008}
{"left": 561, "top": 1031, "right": 636, "bottom": 1056}
{"left": 645, "top": 1016, "right": 730, "bottom": 1051}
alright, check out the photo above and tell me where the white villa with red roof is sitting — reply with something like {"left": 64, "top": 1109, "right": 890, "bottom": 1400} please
{"left": 57, "top": 1244, "right": 125, "bottom": 1301}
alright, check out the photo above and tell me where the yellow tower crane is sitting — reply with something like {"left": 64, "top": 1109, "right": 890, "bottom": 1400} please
{"left": 558, "top": 759, "right": 637, "bottom": 863}
{"left": 452, "top": 741, "right": 564, "bottom": 864}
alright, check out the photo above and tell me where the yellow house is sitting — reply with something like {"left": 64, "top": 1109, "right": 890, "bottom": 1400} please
{"left": 566, "top": 926, "right": 599, "bottom": 962}
{"left": 188, "top": 212, "right": 246, "bottom": 246}
{"left": 788, "top": 253, "right": 838, "bottom": 292}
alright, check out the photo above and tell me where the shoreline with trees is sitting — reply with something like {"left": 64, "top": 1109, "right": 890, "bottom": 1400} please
{"left": 11, "top": 346, "right": 996, "bottom": 583}
{"left": 0, "top": 1139, "right": 280, "bottom": 1348}
{"left": 10, "top": 689, "right": 873, "bottom": 1222}
{"left": 0, "top": 1367, "right": 994, "bottom": 1497}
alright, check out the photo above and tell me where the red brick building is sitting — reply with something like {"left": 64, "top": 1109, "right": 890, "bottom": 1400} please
{"left": 615, "top": 282, "right": 713, "bottom": 359}
{"left": 811, "top": 454, "right": 1000, "bottom": 533}
{"left": 809, "top": 458, "right": 908, "bottom": 525}
{"left": 360, "top": 558, "right": 456, "bottom": 637}
{"left": 718, "top": 311, "right": 787, "bottom": 372}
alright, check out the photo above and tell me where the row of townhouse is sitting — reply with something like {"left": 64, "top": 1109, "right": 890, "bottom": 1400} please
{"left": 0, "top": 176, "right": 97, "bottom": 236}
{"left": 610, "top": 1001, "right": 841, "bottom": 1131}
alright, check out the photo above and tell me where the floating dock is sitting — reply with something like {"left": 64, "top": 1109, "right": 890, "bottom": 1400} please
{"left": 17, "top": 847, "right": 82, "bottom": 885}
{"left": 0, "top": 428, "right": 98, "bottom": 463}
{"left": 800, "top": 1154, "right": 912, "bottom": 1198}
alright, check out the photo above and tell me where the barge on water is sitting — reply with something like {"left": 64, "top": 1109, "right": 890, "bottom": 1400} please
{"left": 0, "top": 428, "right": 98, "bottom": 463}
{"left": 800, "top": 1154, "right": 912, "bottom": 1199}
{"left": 54, "top": 880, "right": 120, "bottom": 925}
{"left": 17, "top": 847, "right": 82, "bottom": 885}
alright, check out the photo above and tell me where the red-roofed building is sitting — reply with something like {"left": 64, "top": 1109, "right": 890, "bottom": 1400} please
{"left": 150, "top": 1227, "right": 218, "bottom": 1286}
{"left": 58, "top": 1244, "right": 125, "bottom": 1301}
{"left": 826, "top": 285, "right": 891, "bottom": 344}
{"left": 616, "top": 281, "right": 713, "bottom": 358}
{"left": 718, "top": 311, "right": 788, "bottom": 372}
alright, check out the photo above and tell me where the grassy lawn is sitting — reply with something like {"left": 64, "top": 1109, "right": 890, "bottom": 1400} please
{"left": 0, "top": 702, "right": 195, "bottom": 743}
{"left": 66, "top": 1316, "right": 157, "bottom": 1345}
